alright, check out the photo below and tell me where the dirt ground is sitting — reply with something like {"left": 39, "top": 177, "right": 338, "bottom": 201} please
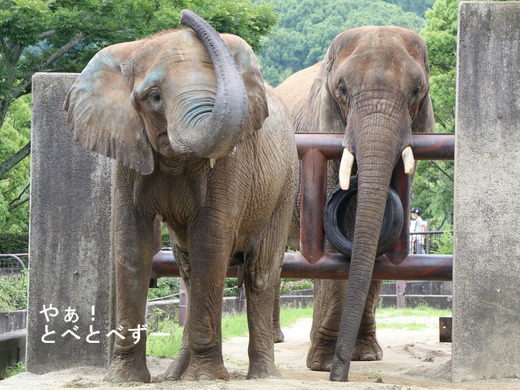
{"left": 2, "top": 316, "right": 519, "bottom": 390}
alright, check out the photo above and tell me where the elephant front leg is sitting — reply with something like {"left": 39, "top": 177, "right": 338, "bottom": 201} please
{"left": 179, "top": 212, "right": 231, "bottom": 381}
{"left": 307, "top": 279, "right": 346, "bottom": 371}
{"left": 307, "top": 279, "right": 382, "bottom": 371}
{"left": 105, "top": 220, "right": 155, "bottom": 383}
{"left": 244, "top": 220, "right": 291, "bottom": 379}
{"left": 104, "top": 170, "right": 155, "bottom": 383}
{"left": 352, "top": 280, "right": 383, "bottom": 361}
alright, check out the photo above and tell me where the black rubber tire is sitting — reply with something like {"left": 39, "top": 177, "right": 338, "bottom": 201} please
{"left": 323, "top": 176, "right": 404, "bottom": 259}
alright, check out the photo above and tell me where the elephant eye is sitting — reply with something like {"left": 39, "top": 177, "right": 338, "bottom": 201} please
{"left": 338, "top": 84, "right": 348, "bottom": 97}
{"left": 150, "top": 91, "right": 162, "bottom": 102}
{"left": 412, "top": 85, "right": 421, "bottom": 99}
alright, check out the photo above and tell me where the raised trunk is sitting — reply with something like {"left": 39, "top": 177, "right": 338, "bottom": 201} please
{"left": 331, "top": 110, "right": 403, "bottom": 381}
{"left": 179, "top": 10, "right": 248, "bottom": 159}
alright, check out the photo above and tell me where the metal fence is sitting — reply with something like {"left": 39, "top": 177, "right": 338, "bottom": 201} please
{"left": 0, "top": 253, "right": 27, "bottom": 277}
{"left": 409, "top": 231, "right": 452, "bottom": 255}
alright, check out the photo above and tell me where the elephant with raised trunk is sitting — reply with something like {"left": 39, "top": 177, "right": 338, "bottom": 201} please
{"left": 277, "top": 26, "right": 434, "bottom": 381}
{"left": 65, "top": 10, "right": 298, "bottom": 382}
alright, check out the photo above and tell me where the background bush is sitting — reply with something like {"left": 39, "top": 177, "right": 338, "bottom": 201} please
{"left": 0, "top": 233, "right": 29, "bottom": 254}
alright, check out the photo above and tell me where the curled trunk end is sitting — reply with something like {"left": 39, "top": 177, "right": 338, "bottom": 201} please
{"left": 179, "top": 10, "right": 248, "bottom": 159}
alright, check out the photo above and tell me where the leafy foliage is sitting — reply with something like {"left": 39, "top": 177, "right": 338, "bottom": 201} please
{"left": 0, "top": 233, "right": 28, "bottom": 253}
{"left": 0, "top": 95, "right": 31, "bottom": 233}
{"left": 256, "top": 0, "right": 427, "bottom": 86}
{"left": 413, "top": 0, "right": 519, "bottom": 229}
{"left": 383, "top": 0, "right": 435, "bottom": 18}
{"left": 0, "top": 270, "right": 28, "bottom": 310}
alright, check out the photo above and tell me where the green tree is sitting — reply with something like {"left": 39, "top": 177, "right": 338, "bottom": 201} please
{"left": 414, "top": 0, "right": 519, "bottom": 230}
{"left": 0, "top": 0, "right": 277, "bottom": 234}
{"left": 257, "top": 0, "right": 425, "bottom": 86}
{"left": 0, "top": 95, "right": 30, "bottom": 233}
{"left": 384, "top": 0, "right": 435, "bottom": 18}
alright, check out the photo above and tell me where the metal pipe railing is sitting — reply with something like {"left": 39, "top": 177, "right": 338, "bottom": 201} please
{"left": 151, "top": 133, "right": 455, "bottom": 281}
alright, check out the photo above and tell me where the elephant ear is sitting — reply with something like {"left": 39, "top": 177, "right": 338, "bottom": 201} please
{"left": 412, "top": 43, "right": 435, "bottom": 134}
{"left": 221, "top": 34, "right": 268, "bottom": 135}
{"left": 64, "top": 41, "right": 154, "bottom": 175}
{"left": 412, "top": 91, "right": 434, "bottom": 133}
{"left": 314, "top": 33, "right": 356, "bottom": 138}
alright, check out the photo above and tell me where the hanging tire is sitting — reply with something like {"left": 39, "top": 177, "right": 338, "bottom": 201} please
{"left": 323, "top": 176, "right": 404, "bottom": 259}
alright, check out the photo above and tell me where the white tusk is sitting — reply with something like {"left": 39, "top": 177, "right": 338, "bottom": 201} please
{"left": 402, "top": 146, "right": 415, "bottom": 175}
{"left": 210, "top": 158, "right": 216, "bottom": 169}
{"left": 339, "top": 148, "right": 355, "bottom": 190}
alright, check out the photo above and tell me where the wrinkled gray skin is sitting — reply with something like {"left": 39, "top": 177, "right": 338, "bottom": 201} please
{"left": 277, "top": 26, "right": 434, "bottom": 381}
{"left": 65, "top": 11, "right": 298, "bottom": 383}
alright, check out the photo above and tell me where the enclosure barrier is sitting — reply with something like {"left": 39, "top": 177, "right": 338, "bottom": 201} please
{"left": 152, "top": 133, "right": 454, "bottom": 282}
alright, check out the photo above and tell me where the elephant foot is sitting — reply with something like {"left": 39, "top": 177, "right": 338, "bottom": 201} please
{"left": 247, "top": 359, "right": 280, "bottom": 379}
{"left": 273, "top": 326, "right": 285, "bottom": 343}
{"left": 178, "top": 356, "right": 229, "bottom": 381}
{"left": 352, "top": 334, "right": 383, "bottom": 361}
{"left": 306, "top": 339, "right": 335, "bottom": 372}
{"left": 104, "top": 354, "right": 151, "bottom": 383}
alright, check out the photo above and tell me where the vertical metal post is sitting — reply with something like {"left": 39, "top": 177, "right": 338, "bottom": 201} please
{"left": 396, "top": 280, "right": 406, "bottom": 308}
{"left": 300, "top": 149, "right": 327, "bottom": 263}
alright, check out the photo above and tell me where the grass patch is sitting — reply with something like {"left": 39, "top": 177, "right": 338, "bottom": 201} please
{"left": 377, "top": 304, "right": 451, "bottom": 318}
{"left": 147, "top": 304, "right": 449, "bottom": 357}
{"left": 2, "top": 362, "right": 25, "bottom": 379}
{"left": 146, "top": 316, "right": 183, "bottom": 358}
{"left": 376, "top": 305, "right": 451, "bottom": 331}
{"left": 147, "top": 306, "right": 314, "bottom": 358}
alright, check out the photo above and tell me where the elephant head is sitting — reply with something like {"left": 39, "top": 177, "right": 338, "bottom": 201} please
{"left": 64, "top": 10, "right": 268, "bottom": 175}
{"left": 311, "top": 27, "right": 434, "bottom": 381}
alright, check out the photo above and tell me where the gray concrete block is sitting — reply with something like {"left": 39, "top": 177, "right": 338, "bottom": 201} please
{"left": 0, "top": 311, "right": 27, "bottom": 333}
{"left": 453, "top": 2, "right": 520, "bottom": 382}
{"left": 27, "top": 73, "right": 114, "bottom": 373}
{"left": 0, "top": 330, "right": 26, "bottom": 378}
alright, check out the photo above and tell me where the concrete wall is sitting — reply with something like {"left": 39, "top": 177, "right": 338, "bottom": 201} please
{"left": 453, "top": 2, "right": 520, "bottom": 382}
{"left": 380, "top": 281, "right": 452, "bottom": 309}
{"left": 0, "top": 311, "right": 27, "bottom": 333}
{"left": 27, "top": 73, "right": 114, "bottom": 373}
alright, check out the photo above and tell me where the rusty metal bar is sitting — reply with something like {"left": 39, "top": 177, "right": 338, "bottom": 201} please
{"left": 151, "top": 133, "right": 454, "bottom": 281}
{"left": 152, "top": 250, "right": 452, "bottom": 281}
{"left": 386, "top": 160, "right": 411, "bottom": 264}
{"left": 300, "top": 149, "right": 327, "bottom": 263}
{"left": 295, "top": 133, "right": 454, "bottom": 161}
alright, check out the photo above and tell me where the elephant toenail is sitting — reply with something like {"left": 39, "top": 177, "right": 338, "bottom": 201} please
{"left": 362, "top": 353, "right": 375, "bottom": 361}
{"left": 199, "top": 375, "right": 211, "bottom": 381}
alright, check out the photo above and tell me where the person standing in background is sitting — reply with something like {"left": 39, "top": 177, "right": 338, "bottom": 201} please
{"left": 411, "top": 207, "right": 427, "bottom": 254}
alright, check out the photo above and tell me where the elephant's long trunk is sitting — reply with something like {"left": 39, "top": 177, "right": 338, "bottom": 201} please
{"left": 179, "top": 10, "right": 248, "bottom": 159}
{"left": 330, "top": 109, "right": 403, "bottom": 381}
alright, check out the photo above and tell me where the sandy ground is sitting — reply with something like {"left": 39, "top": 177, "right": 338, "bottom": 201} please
{"left": 2, "top": 316, "right": 519, "bottom": 390}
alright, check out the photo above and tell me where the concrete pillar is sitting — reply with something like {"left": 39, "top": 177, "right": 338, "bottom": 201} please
{"left": 453, "top": 2, "right": 520, "bottom": 382}
{"left": 27, "top": 73, "right": 114, "bottom": 373}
